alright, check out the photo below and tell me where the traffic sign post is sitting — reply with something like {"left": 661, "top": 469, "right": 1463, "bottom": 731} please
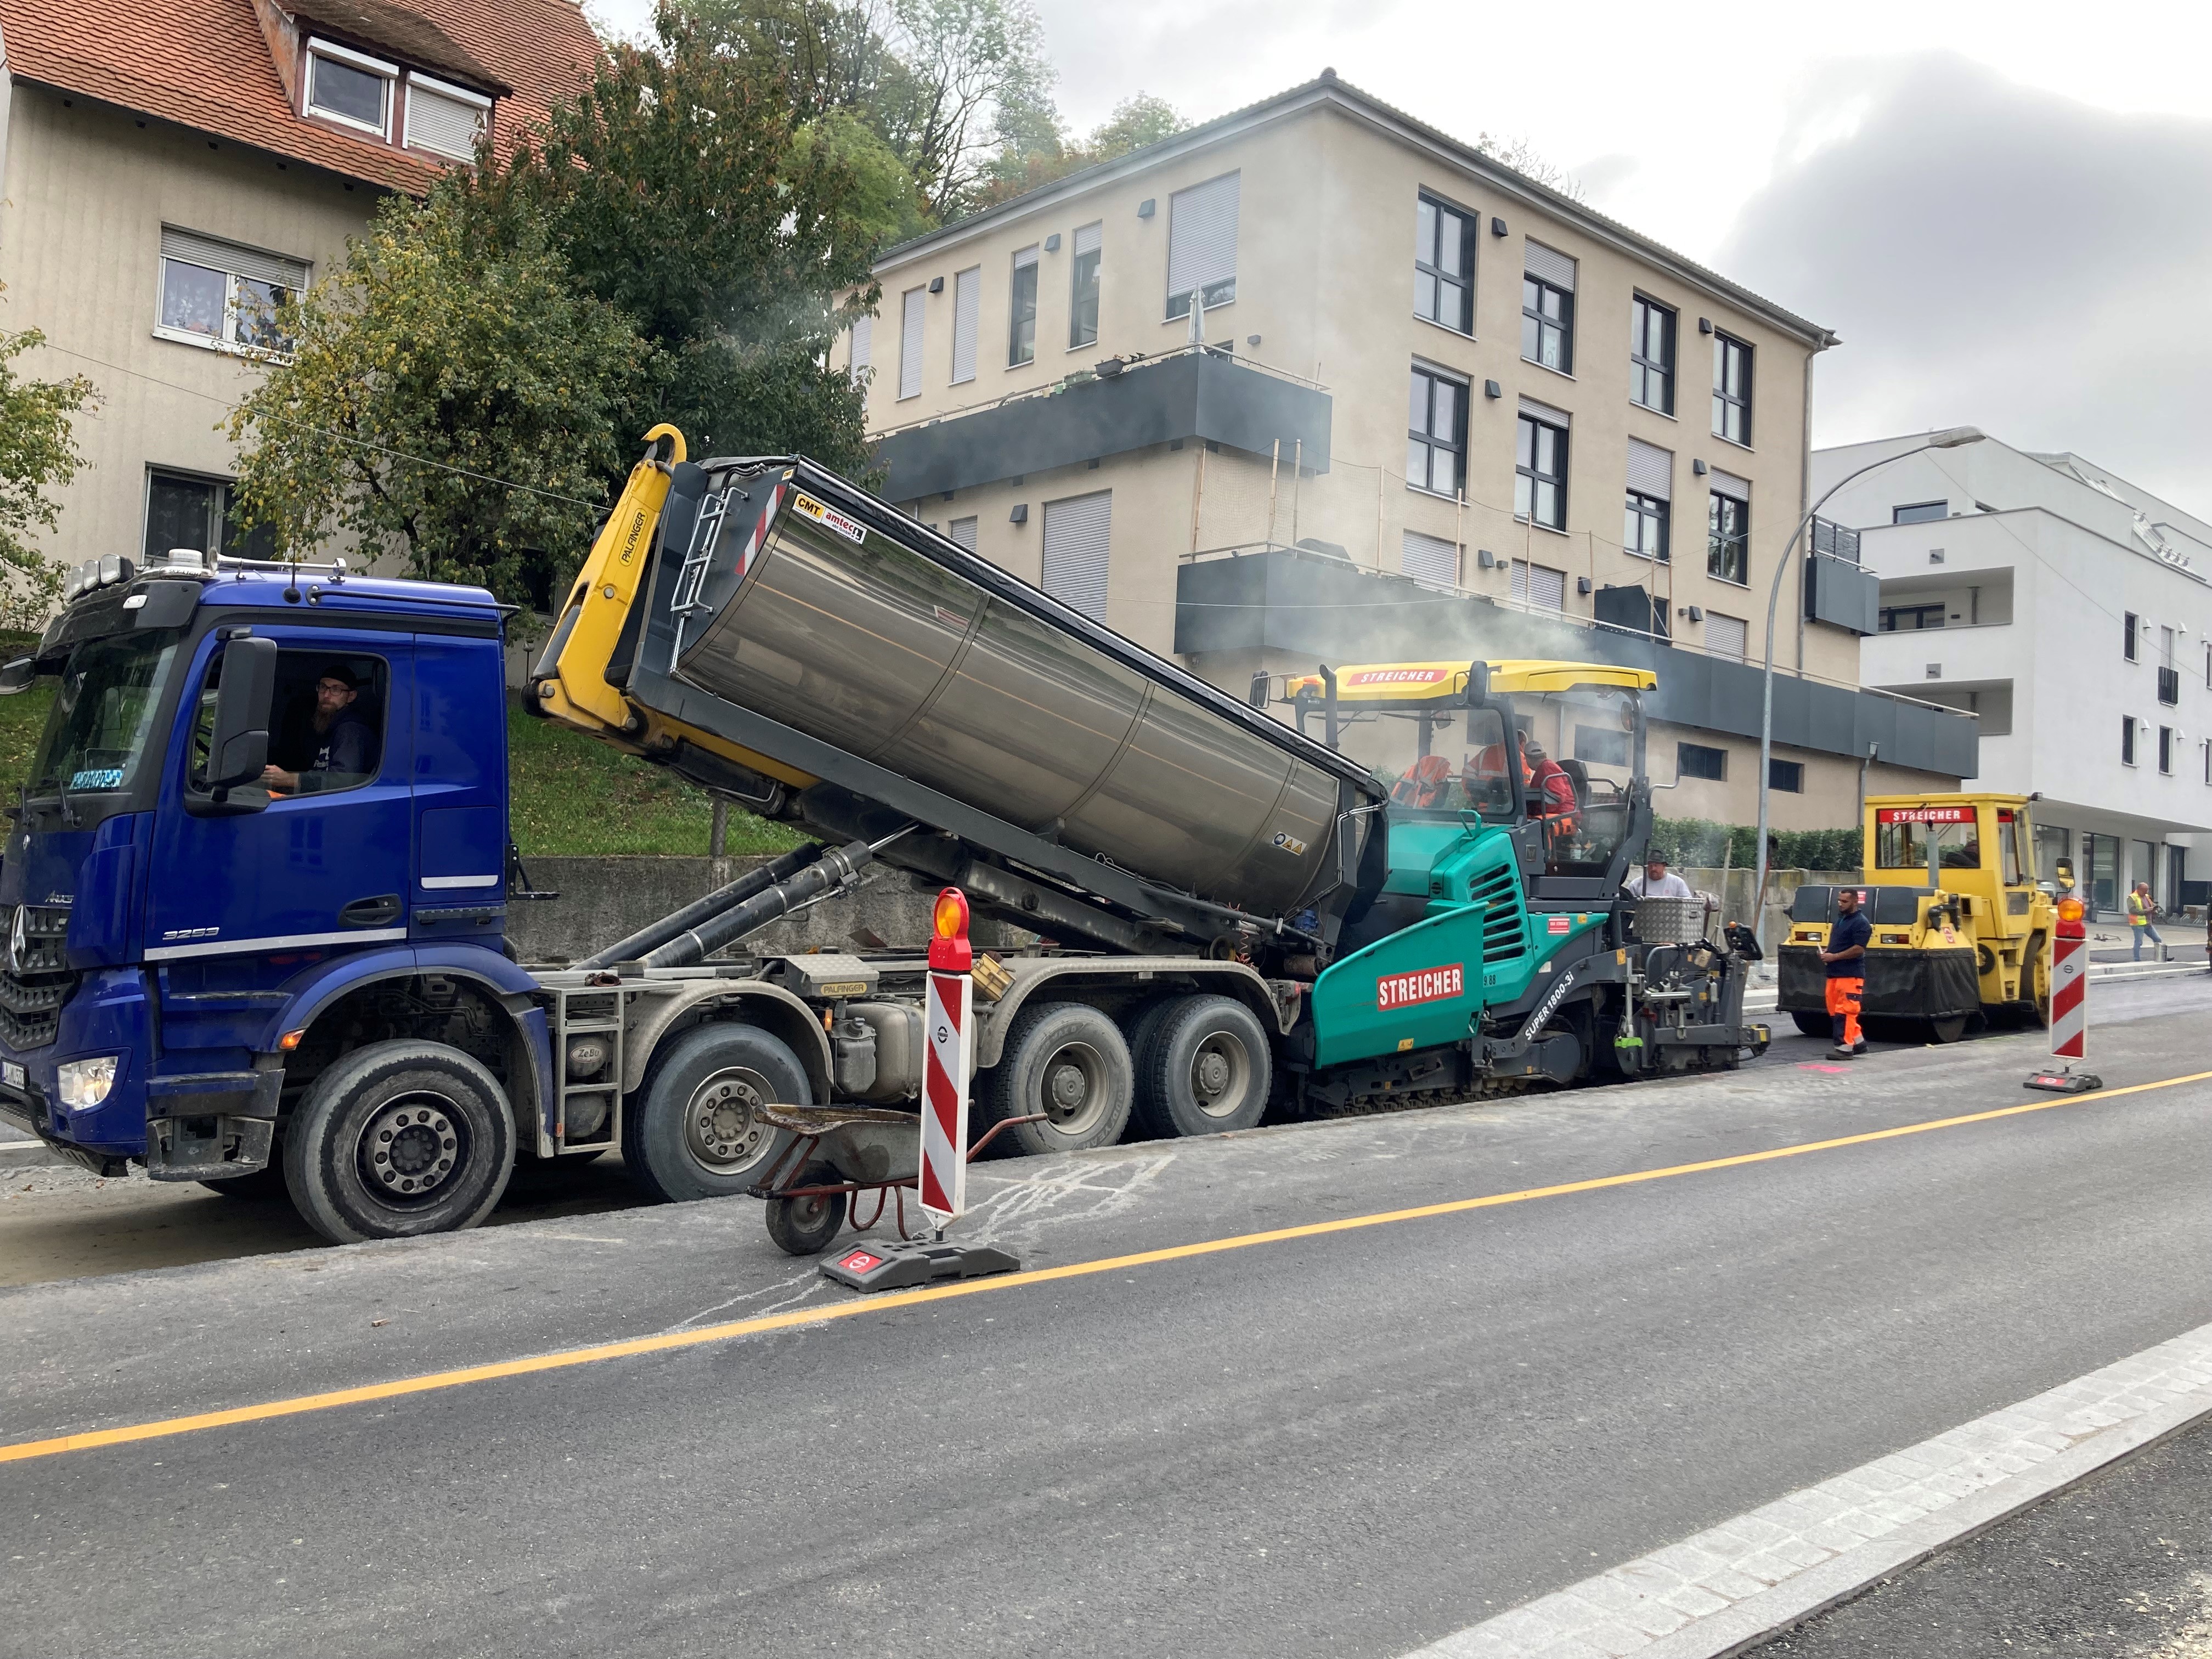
{"left": 820, "top": 887, "right": 1023, "bottom": 1292}
{"left": 2026, "top": 895, "right": 2101, "bottom": 1094}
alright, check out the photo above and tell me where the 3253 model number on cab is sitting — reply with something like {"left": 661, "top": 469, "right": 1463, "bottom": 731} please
{"left": 1378, "top": 963, "right": 1464, "bottom": 1011}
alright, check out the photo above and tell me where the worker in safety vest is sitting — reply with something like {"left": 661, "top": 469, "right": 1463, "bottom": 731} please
{"left": 1522, "top": 740, "right": 1577, "bottom": 825}
{"left": 2128, "top": 881, "right": 2164, "bottom": 961}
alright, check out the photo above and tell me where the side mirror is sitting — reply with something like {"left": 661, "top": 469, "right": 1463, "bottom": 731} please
{"left": 0, "top": 658, "right": 36, "bottom": 696}
{"left": 205, "top": 636, "right": 277, "bottom": 793}
{"left": 1466, "top": 658, "right": 1489, "bottom": 705}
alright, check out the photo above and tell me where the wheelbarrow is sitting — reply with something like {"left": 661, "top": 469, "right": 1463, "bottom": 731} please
{"left": 747, "top": 1103, "right": 1046, "bottom": 1256}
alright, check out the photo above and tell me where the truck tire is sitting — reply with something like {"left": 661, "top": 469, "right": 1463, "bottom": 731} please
{"left": 1132, "top": 994, "right": 1272, "bottom": 1138}
{"left": 282, "top": 1040, "right": 516, "bottom": 1245}
{"left": 624, "top": 1023, "right": 809, "bottom": 1203}
{"left": 1789, "top": 1011, "right": 1829, "bottom": 1038}
{"left": 980, "top": 1001, "right": 1132, "bottom": 1156}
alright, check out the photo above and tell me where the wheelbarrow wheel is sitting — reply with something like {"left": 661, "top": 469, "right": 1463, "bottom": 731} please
{"left": 765, "top": 1164, "right": 848, "bottom": 1256}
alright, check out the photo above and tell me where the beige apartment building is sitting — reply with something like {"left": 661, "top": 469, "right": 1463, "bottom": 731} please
{"left": 0, "top": 0, "right": 595, "bottom": 581}
{"left": 851, "top": 72, "right": 1972, "bottom": 830}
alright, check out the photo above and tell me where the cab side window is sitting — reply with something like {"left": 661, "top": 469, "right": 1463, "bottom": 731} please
{"left": 257, "top": 652, "right": 387, "bottom": 797}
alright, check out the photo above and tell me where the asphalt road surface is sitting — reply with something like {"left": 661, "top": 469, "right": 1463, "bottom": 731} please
{"left": 2, "top": 977, "right": 2209, "bottom": 1658}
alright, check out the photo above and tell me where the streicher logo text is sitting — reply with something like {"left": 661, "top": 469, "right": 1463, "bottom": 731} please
{"left": 1377, "top": 963, "right": 1464, "bottom": 1011}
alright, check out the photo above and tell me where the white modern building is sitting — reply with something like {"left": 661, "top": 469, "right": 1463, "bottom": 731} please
{"left": 1814, "top": 432, "right": 2212, "bottom": 917}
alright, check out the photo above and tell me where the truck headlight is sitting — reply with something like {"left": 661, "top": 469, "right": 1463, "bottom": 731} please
{"left": 57, "top": 1055, "right": 119, "bottom": 1109}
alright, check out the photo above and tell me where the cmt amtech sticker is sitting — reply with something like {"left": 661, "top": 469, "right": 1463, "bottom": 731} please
{"left": 792, "top": 491, "right": 868, "bottom": 545}
{"left": 1378, "top": 963, "right": 1465, "bottom": 1011}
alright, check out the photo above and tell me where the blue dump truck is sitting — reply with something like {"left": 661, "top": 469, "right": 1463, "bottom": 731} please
{"left": 0, "top": 429, "right": 1766, "bottom": 1246}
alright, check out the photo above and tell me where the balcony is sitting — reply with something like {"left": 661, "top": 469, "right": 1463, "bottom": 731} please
{"left": 1177, "top": 546, "right": 1980, "bottom": 778}
{"left": 868, "top": 346, "right": 1334, "bottom": 501}
{"left": 2159, "top": 665, "right": 2181, "bottom": 706}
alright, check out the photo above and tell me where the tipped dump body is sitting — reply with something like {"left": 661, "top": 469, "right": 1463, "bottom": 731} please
{"left": 633, "top": 460, "right": 1383, "bottom": 930}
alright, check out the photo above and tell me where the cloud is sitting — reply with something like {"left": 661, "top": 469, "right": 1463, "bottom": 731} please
{"left": 1720, "top": 52, "right": 2212, "bottom": 514}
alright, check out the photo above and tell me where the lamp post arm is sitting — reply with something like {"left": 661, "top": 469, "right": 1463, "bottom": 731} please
{"left": 1754, "top": 443, "right": 1950, "bottom": 955}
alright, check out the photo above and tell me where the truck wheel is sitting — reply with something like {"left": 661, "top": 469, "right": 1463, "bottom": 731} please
{"left": 1789, "top": 1011, "right": 1829, "bottom": 1038}
{"left": 625, "top": 1023, "right": 808, "bottom": 1203}
{"left": 764, "top": 1164, "right": 848, "bottom": 1256}
{"left": 980, "top": 1001, "right": 1131, "bottom": 1156}
{"left": 282, "top": 1040, "right": 515, "bottom": 1245}
{"left": 1133, "top": 995, "right": 1272, "bottom": 1138}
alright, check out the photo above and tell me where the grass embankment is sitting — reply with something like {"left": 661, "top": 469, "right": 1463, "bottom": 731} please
{"left": 0, "top": 680, "right": 794, "bottom": 858}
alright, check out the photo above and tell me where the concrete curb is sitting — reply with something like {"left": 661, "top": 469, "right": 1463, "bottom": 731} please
{"left": 1404, "top": 1320, "right": 2212, "bottom": 1659}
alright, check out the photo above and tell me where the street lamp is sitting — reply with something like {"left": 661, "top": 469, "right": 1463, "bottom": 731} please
{"left": 1753, "top": 426, "right": 1984, "bottom": 957}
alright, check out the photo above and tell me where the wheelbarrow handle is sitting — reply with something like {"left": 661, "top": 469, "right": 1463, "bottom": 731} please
{"left": 965, "top": 1113, "right": 1048, "bottom": 1161}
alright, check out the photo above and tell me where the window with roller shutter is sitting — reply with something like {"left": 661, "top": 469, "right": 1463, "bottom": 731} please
{"left": 948, "top": 516, "right": 978, "bottom": 554}
{"left": 1042, "top": 491, "right": 1112, "bottom": 621}
{"left": 1705, "top": 612, "right": 1748, "bottom": 663}
{"left": 1401, "top": 530, "right": 1459, "bottom": 590}
{"left": 1511, "top": 558, "right": 1566, "bottom": 612}
{"left": 1166, "top": 173, "right": 1239, "bottom": 318}
{"left": 849, "top": 313, "right": 872, "bottom": 385}
{"left": 1707, "top": 469, "right": 1750, "bottom": 584}
{"left": 1522, "top": 242, "right": 1576, "bottom": 373}
{"left": 950, "top": 267, "right": 981, "bottom": 384}
{"left": 1624, "top": 437, "right": 1672, "bottom": 562}
{"left": 405, "top": 75, "right": 489, "bottom": 160}
{"left": 156, "top": 227, "right": 308, "bottom": 355}
{"left": 898, "top": 287, "right": 926, "bottom": 400}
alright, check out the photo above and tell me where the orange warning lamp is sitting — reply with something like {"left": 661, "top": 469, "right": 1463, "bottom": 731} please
{"left": 2055, "top": 894, "right": 2086, "bottom": 940}
{"left": 929, "top": 886, "right": 972, "bottom": 971}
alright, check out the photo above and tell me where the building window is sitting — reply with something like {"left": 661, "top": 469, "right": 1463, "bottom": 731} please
{"left": 1679, "top": 742, "right": 1726, "bottom": 781}
{"left": 949, "top": 266, "right": 981, "bottom": 385}
{"left": 848, "top": 313, "right": 872, "bottom": 385}
{"left": 1070, "top": 222, "right": 1102, "bottom": 347}
{"left": 2124, "top": 611, "right": 2139, "bottom": 661}
{"left": 1878, "top": 604, "right": 1946, "bottom": 632}
{"left": 947, "top": 516, "right": 978, "bottom": 554}
{"left": 898, "top": 286, "right": 926, "bottom": 400}
{"left": 144, "top": 469, "right": 274, "bottom": 563}
{"left": 1008, "top": 246, "right": 1039, "bottom": 365}
{"left": 1511, "top": 558, "right": 1566, "bottom": 611}
{"left": 1624, "top": 492, "right": 1668, "bottom": 562}
{"left": 1573, "top": 725, "right": 1629, "bottom": 766}
{"left": 404, "top": 74, "right": 489, "bottom": 160}
{"left": 2160, "top": 726, "right": 2175, "bottom": 775}
{"left": 156, "top": 228, "right": 306, "bottom": 356}
{"left": 2204, "top": 739, "right": 2210, "bottom": 785}
{"left": 1401, "top": 529, "right": 1460, "bottom": 589}
{"left": 306, "top": 40, "right": 394, "bottom": 136}
{"left": 1414, "top": 194, "right": 1474, "bottom": 334}
{"left": 1893, "top": 500, "right": 1946, "bottom": 525}
{"left": 1041, "top": 489, "right": 1112, "bottom": 621}
{"left": 1705, "top": 612, "right": 1748, "bottom": 663}
{"left": 1515, "top": 407, "right": 1569, "bottom": 530}
{"left": 1629, "top": 296, "right": 1674, "bottom": 414}
{"left": 1768, "top": 757, "right": 1803, "bottom": 793}
{"left": 1521, "top": 242, "right": 1576, "bottom": 372}
{"left": 1712, "top": 331, "right": 1753, "bottom": 444}
{"left": 2121, "top": 717, "right": 2137, "bottom": 766}
{"left": 1408, "top": 365, "right": 1466, "bottom": 496}
{"left": 1165, "top": 173, "right": 1239, "bottom": 318}
{"left": 1707, "top": 474, "right": 1750, "bottom": 584}
{"left": 1624, "top": 437, "right": 1672, "bottom": 562}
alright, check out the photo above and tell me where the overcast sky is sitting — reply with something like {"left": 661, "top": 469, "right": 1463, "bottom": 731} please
{"left": 593, "top": 0, "right": 2212, "bottom": 509}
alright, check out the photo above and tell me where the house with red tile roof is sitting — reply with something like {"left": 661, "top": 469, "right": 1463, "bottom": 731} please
{"left": 0, "top": 0, "right": 599, "bottom": 575}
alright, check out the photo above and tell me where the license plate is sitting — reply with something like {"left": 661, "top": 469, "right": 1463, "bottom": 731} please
{"left": 2, "top": 1061, "right": 24, "bottom": 1090}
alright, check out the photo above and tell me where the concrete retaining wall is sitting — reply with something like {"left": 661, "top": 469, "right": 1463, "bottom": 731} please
{"left": 506, "top": 856, "right": 1030, "bottom": 965}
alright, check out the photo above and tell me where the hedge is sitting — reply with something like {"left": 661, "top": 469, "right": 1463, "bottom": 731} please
{"left": 1647, "top": 816, "right": 1860, "bottom": 873}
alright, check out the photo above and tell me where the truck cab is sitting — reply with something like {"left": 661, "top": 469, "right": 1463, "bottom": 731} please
{"left": 0, "top": 550, "right": 545, "bottom": 1226}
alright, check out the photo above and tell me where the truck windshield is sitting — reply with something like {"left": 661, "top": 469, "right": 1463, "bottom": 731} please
{"left": 27, "top": 631, "right": 182, "bottom": 799}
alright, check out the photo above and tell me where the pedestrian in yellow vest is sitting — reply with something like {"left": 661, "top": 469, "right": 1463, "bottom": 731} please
{"left": 2128, "top": 881, "right": 2164, "bottom": 962}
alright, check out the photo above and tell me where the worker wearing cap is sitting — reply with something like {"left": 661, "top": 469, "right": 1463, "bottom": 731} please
{"left": 1521, "top": 740, "right": 1577, "bottom": 821}
{"left": 263, "top": 663, "right": 374, "bottom": 794}
{"left": 1820, "top": 888, "right": 1872, "bottom": 1059}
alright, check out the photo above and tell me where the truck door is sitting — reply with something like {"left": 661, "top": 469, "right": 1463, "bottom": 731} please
{"left": 145, "top": 633, "right": 415, "bottom": 960}
{"left": 408, "top": 633, "right": 507, "bottom": 940}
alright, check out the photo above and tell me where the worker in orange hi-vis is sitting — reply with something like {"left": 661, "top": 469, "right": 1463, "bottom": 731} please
{"left": 1820, "top": 886, "right": 1872, "bottom": 1059}
{"left": 1521, "top": 739, "right": 1578, "bottom": 828}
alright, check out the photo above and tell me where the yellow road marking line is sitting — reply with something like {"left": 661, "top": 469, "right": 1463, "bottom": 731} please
{"left": 6, "top": 1067, "right": 2207, "bottom": 1466}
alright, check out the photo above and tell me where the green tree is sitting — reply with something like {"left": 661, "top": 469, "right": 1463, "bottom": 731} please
{"left": 499, "top": 9, "right": 879, "bottom": 473}
{"left": 225, "top": 188, "right": 648, "bottom": 609}
{"left": 0, "top": 291, "right": 98, "bottom": 630}
{"left": 976, "top": 91, "right": 1185, "bottom": 207}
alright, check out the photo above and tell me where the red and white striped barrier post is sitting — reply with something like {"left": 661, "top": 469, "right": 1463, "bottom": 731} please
{"left": 2027, "top": 895, "right": 2101, "bottom": 1093}
{"left": 918, "top": 887, "right": 974, "bottom": 1231}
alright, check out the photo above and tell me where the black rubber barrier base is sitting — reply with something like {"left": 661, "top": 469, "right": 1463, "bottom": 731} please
{"left": 820, "top": 1238, "right": 1022, "bottom": 1292}
{"left": 2024, "top": 1068, "right": 2102, "bottom": 1094}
